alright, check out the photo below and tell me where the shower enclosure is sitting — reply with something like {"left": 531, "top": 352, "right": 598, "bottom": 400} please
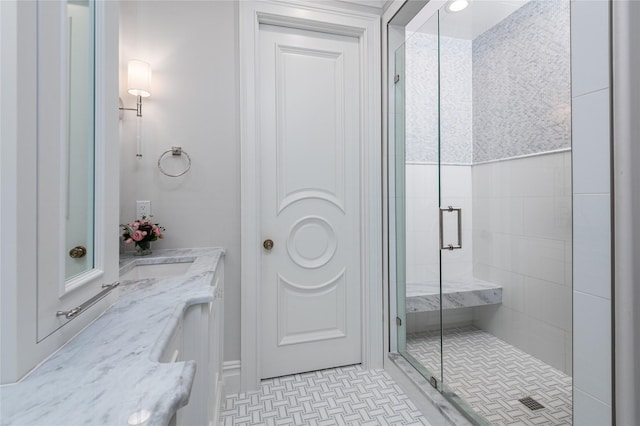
{"left": 391, "top": 1, "right": 573, "bottom": 424}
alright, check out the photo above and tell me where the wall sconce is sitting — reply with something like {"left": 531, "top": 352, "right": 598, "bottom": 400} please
{"left": 120, "top": 59, "right": 152, "bottom": 117}
{"left": 119, "top": 60, "right": 152, "bottom": 158}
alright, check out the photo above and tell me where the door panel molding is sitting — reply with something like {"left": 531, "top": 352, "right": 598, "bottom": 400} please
{"left": 286, "top": 215, "right": 338, "bottom": 269}
{"left": 240, "top": 0, "right": 381, "bottom": 391}
{"left": 277, "top": 270, "right": 347, "bottom": 346}
{"left": 274, "top": 41, "right": 347, "bottom": 213}
{"left": 275, "top": 43, "right": 346, "bottom": 212}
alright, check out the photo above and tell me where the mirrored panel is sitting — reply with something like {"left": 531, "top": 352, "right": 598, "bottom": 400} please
{"left": 65, "top": 0, "right": 96, "bottom": 282}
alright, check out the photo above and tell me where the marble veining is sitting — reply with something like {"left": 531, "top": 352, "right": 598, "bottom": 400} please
{"left": 406, "top": 277, "right": 502, "bottom": 312}
{"left": 0, "top": 248, "right": 224, "bottom": 426}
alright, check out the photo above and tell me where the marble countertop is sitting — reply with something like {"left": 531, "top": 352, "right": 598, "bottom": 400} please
{"left": 0, "top": 248, "right": 224, "bottom": 426}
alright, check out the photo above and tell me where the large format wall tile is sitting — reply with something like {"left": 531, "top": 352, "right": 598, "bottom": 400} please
{"left": 571, "top": 0, "right": 610, "bottom": 97}
{"left": 573, "top": 291, "right": 612, "bottom": 406}
{"left": 572, "top": 89, "right": 611, "bottom": 194}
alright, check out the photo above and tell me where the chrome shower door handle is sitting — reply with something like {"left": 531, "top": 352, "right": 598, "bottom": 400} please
{"left": 439, "top": 206, "right": 462, "bottom": 250}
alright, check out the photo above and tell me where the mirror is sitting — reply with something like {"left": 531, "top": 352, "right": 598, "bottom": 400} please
{"left": 64, "top": 0, "right": 96, "bottom": 282}
{"left": 36, "top": 0, "right": 119, "bottom": 341}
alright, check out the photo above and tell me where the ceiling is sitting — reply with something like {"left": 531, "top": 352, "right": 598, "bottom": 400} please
{"left": 407, "top": 0, "right": 530, "bottom": 40}
{"left": 335, "top": 0, "right": 388, "bottom": 10}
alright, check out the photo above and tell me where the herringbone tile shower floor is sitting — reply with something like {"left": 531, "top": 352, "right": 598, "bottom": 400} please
{"left": 407, "top": 326, "right": 572, "bottom": 426}
{"left": 220, "top": 365, "right": 430, "bottom": 426}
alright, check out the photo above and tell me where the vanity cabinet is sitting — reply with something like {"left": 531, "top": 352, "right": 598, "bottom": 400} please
{"left": 166, "top": 261, "right": 225, "bottom": 426}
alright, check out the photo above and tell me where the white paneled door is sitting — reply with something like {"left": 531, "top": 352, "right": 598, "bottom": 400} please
{"left": 259, "top": 24, "right": 362, "bottom": 379}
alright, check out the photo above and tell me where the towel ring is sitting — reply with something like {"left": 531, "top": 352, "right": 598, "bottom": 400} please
{"left": 158, "top": 146, "right": 191, "bottom": 177}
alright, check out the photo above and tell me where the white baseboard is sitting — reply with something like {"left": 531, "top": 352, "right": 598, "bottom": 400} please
{"left": 211, "top": 378, "right": 224, "bottom": 426}
{"left": 223, "top": 360, "right": 241, "bottom": 396}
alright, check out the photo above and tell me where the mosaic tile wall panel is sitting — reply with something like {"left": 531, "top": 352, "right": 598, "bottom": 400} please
{"left": 472, "top": 0, "right": 571, "bottom": 162}
{"left": 403, "top": 0, "right": 570, "bottom": 165}
{"left": 405, "top": 34, "right": 472, "bottom": 164}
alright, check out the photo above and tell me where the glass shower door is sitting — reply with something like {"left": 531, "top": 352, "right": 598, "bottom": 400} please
{"left": 393, "top": 7, "right": 491, "bottom": 424}
{"left": 393, "top": 1, "right": 572, "bottom": 424}
{"left": 394, "top": 10, "right": 444, "bottom": 389}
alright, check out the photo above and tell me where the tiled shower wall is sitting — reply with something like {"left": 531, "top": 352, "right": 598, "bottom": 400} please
{"left": 405, "top": 164, "right": 473, "bottom": 285}
{"left": 470, "top": 0, "right": 572, "bottom": 375}
{"left": 571, "top": 0, "right": 613, "bottom": 422}
{"left": 405, "top": 1, "right": 571, "bottom": 165}
{"left": 472, "top": 0, "right": 571, "bottom": 162}
{"left": 403, "top": 31, "right": 474, "bottom": 287}
{"left": 472, "top": 152, "right": 573, "bottom": 375}
{"left": 405, "top": 34, "right": 472, "bottom": 164}
{"left": 403, "top": 0, "right": 572, "bottom": 373}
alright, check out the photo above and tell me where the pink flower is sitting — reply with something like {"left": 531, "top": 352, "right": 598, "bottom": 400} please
{"left": 125, "top": 238, "right": 133, "bottom": 244}
{"left": 121, "top": 216, "right": 164, "bottom": 245}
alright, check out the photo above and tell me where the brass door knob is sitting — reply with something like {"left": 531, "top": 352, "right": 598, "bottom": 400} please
{"left": 69, "top": 246, "right": 87, "bottom": 258}
{"left": 263, "top": 239, "right": 274, "bottom": 250}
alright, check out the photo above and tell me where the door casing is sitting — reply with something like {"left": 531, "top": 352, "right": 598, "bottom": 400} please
{"left": 239, "top": 0, "right": 382, "bottom": 391}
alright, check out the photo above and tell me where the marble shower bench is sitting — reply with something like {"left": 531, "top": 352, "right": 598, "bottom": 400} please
{"left": 406, "top": 278, "right": 502, "bottom": 312}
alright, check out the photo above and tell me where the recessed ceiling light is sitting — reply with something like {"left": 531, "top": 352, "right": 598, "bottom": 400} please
{"left": 446, "top": 0, "right": 469, "bottom": 13}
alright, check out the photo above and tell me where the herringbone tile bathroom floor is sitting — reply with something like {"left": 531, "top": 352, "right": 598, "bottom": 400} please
{"left": 407, "top": 326, "right": 572, "bottom": 426}
{"left": 220, "top": 365, "right": 431, "bottom": 426}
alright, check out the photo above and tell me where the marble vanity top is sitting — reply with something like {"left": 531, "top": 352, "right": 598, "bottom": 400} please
{"left": 0, "top": 248, "right": 224, "bottom": 426}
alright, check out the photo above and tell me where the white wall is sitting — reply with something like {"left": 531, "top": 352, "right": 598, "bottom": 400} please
{"left": 472, "top": 152, "right": 573, "bottom": 374}
{"left": 119, "top": 1, "right": 241, "bottom": 362}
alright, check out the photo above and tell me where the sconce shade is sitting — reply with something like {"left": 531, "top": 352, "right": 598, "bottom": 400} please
{"left": 127, "top": 60, "right": 152, "bottom": 98}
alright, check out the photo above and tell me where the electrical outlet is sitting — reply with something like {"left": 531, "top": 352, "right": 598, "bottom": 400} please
{"left": 136, "top": 200, "right": 151, "bottom": 220}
